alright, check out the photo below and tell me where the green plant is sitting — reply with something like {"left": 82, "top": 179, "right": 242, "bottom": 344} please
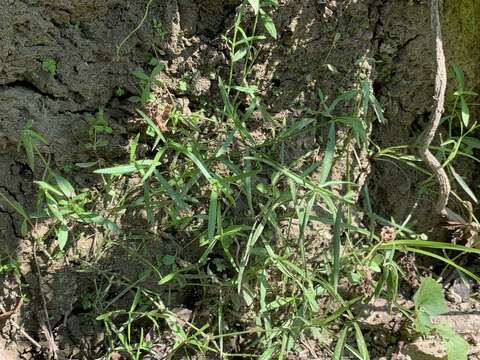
{"left": 152, "top": 19, "right": 166, "bottom": 42}
{"left": 370, "top": 63, "right": 479, "bottom": 228}
{"left": 17, "top": 119, "right": 49, "bottom": 171}
{"left": 130, "top": 58, "right": 165, "bottom": 104}
{"left": 85, "top": 106, "right": 113, "bottom": 151}
{"left": 0, "top": 258, "right": 19, "bottom": 275}
{"left": 89, "top": 1, "right": 390, "bottom": 357}
{"left": 42, "top": 57, "right": 57, "bottom": 76}
{"left": 33, "top": 172, "right": 119, "bottom": 250}
{"left": 115, "top": 87, "right": 125, "bottom": 97}
{"left": 4, "top": 1, "right": 479, "bottom": 359}
{"left": 413, "top": 277, "right": 469, "bottom": 360}
{"left": 178, "top": 77, "right": 189, "bottom": 92}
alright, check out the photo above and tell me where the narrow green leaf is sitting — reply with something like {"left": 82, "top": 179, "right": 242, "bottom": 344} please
{"left": 406, "top": 247, "right": 480, "bottom": 283}
{"left": 27, "top": 128, "right": 49, "bottom": 145}
{"left": 143, "top": 191, "right": 157, "bottom": 224}
{"left": 237, "top": 208, "right": 271, "bottom": 293}
{"left": 334, "top": 117, "right": 367, "bottom": 145}
{"left": 22, "top": 137, "right": 35, "bottom": 171}
{"left": 245, "top": 156, "right": 347, "bottom": 203}
{"left": 247, "top": 0, "right": 260, "bottom": 14}
{"left": 450, "top": 165, "right": 477, "bottom": 203}
{"left": 74, "top": 161, "right": 99, "bottom": 168}
{"left": 331, "top": 209, "right": 342, "bottom": 292}
{"left": 333, "top": 326, "right": 349, "bottom": 360}
{"left": 208, "top": 189, "right": 219, "bottom": 245}
{"left": 361, "top": 80, "right": 370, "bottom": 118}
{"left": 241, "top": 284, "right": 255, "bottom": 307}
{"left": 229, "top": 85, "right": 258, "bottom": 94}
{"left": 298, "top": 195, "right": 316, "bottom": 271}
{"left": 130, "top": 133, "right": 140, "bottom": 162}
{"left": 452, "top": 64, "right": 465, "bottom": 92}
{"left": 130, "top": 288, "right": 141, "bottom": 312}
{"left": 368, "top": 254, "right": 384, "bottom": 273}
{"left": 369, "top": 92, "right": 385, "bottom": 124}
{"left": 260, "top": 11, "right": 277, "bottom": 39}
{"left": 327, "top": 90, "right": 357, "bottom": 114}
{"left": 258, "top": 346, "right": 276, "bottom": 360}
{"left": 86, "top": 214, "right": 120, "bottom": 233}
{"left": 353, "top": 322, "right": 370, "bottom": 360}
{"left": 20, "top": 219, "right": 28, "bottom": 237}
{"left": 461, "top": 136, "right": 480, "bottom": 150}
{"left": 35, "top": 181, "right": 64, "bottom": 197}
{"left": 320, "top": 123, "right": 336, "bottom": 184}
{"left": 216, "top": 130, "right": 236, "bottom": 158}
{"left": 304, "top": 286, "right": 320, "bottom": 312}
{"left": 279, "top": 118, "right": 315, "bottom": 141}
{"left": 158, "top": 272, "right": 176, "bottom": 285}
{"left": 95, "top": 139, "right": 109, "bottom": 148}
{"left": 169, "top": 142, "right": 214, "bottom": 182}
{"left": 386, "top": 265, "right": 398, "bottom": 311}
{"left": 378, "top": 240, "right": 480, "bottom": 255}
{"left": 57, "top": 225, "right": 68, "bottom": 250}
{"left": 234, "top": 35, "right": 267, "bottom": 46}
{"left": 153, "top": 170, "right": 188, "bottom": 210}
{"left": 460, "top": 97, "right": 470, "bottom": 127}
{"left": 0, "top": 192, "right": 29, "bottom": 219}
{"left": 266, "top": 297, "right": 292, "bottom": 310}
{"left": 94, "top": 164, "right": 137, "bottom": 175}
{"left": 141, "top": 148, "right": 165, "bottom": 183}
{"left": 53, "top": 173, "right": 75, "bottom": 198}
{"left": 244, "top": 155, "right": 254, "bottom": 213}
{"left": 137, "top": 109, "right": 166, "bottom": 145}
{"left": 232, "top": 48, "right": 247, "bottom": 62}
{"left": 132, "top": 69, "right": 150, "bottom": 81}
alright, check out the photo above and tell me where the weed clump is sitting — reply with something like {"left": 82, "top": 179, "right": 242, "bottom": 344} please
{"left": 1, "top": 1, "right": 479, "bottom": 359}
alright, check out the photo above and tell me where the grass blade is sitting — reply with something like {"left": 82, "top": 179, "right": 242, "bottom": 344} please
{"left": 333, "top": 326, "right": 349, "bottom": 360}
{"left": 0, "top": 192, "right": 30, "bottom": 219}
{"left": 331, "top": 209, "right": 342, "bottom": 292}
{"left": 320, "top": 123, "right": 336, "bottom": 184}
{"left": 450, "top": 165, "right": 477, "bottom": 203}
{"left": 208, "top": 189, "right": 219, "bottom": 247}
{"left": 153, "top": 170, "right": 188, "bottom": 210}
{"left": 237, "top": 206, "right": 272, "bottom": 293}
{"left": 53, "top": 173, "right": 76, "bottom": 198}
{"left": 353, "top": 322, "right": 370, "bottom": 360}
{"left": 378, "top": 240, "right": 480, "bottom": 255}
{"left": 94, "top": 164, "right": 138, "bottom": 175}
{"left": 170, "top": 142, "right": 214, "bottom": 182}
{"left": 404, "top": 247, "right": 480, "bottom": 282}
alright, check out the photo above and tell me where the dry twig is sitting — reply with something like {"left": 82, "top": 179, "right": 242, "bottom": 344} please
{"left": 33, "top": 241, "right": 58, "bottom": 359}
{"left": 420, "top": 0, "right": 480, "bottom": 245}
{"left": 419, "top": 0, "right": 450, "bottom": 219}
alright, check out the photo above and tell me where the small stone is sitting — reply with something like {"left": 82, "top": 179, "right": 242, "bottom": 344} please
{"left": 449, "top": 278, "right": 473, "bottom": 302}
{"left": 400, "top": 338, "right": 447, "bottom": 360}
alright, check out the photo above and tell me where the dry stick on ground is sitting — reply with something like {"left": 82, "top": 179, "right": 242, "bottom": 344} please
{"left": 33, "top": 241, "right": 58, "bottom": 359}
{"left": 0, "top": 300, "right": 42, "bottom": 351}
{"left": 419, "top": 0, "right": 466, "bottom": 224}
{"left": 421, "top": 0, "right": 480, "bottom": 253}
{"left": 419, "top": 0, "right": 450, "bottom": 219}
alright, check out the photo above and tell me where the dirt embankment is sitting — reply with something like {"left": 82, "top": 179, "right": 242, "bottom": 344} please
{"left": 0, "top": 0, "right": 479, "bottom": 358}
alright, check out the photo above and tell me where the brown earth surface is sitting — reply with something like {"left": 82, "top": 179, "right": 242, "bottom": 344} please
{"left": 0, "top": 0, "right": 479, "bottom": 359}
